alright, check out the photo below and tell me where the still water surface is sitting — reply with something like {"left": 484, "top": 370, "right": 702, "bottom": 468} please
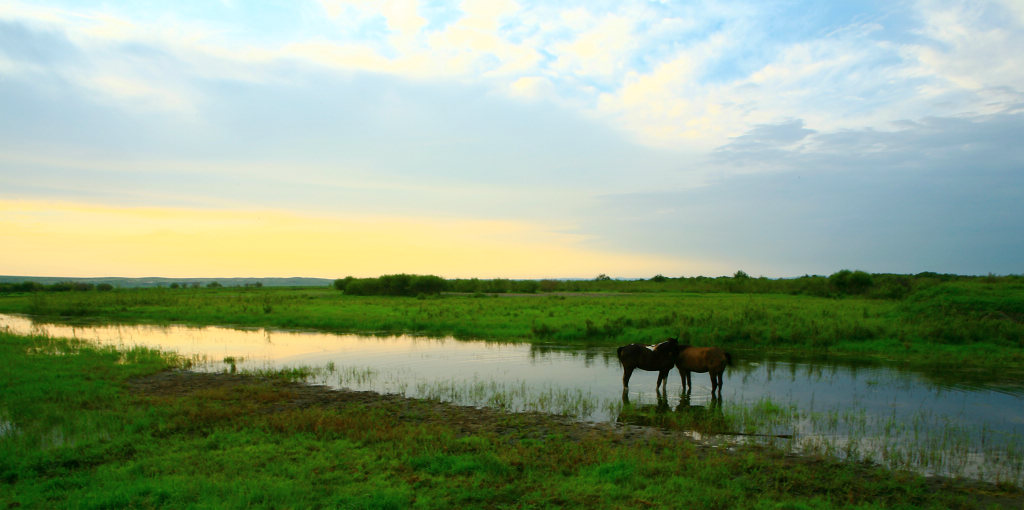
{"left": 3, "top": 313, "right": 1022, "bottom": 483}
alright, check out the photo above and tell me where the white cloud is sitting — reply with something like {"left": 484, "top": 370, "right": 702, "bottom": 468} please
{"left": 902, "top": 0, "right": 1024, "bottom": 114}
{"left": 83, "top": 74, "right": 197, "bottom": 114}
{"left": 319, "top": 0, "right": 427, "bottom": 51}
{"left": 551, "top": 14, "right": 636, "bottom": 78}
{"left": 4, "top": 0, "right": 1023, "bottom": 156}
{"left": 594, "top": 28, "right": 744, "bottom": 149}
{"left": 508, "top": 75, "right": 554, "bottom": 100}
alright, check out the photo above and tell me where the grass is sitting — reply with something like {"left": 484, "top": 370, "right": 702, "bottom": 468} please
{"left": 3, "top": 330, "right": 1022, "bottom": 508}
{"left": 614, "top": 392, "right": 1024, "bottom": 486}
{"left": 2, "top": 279, "right": 1023, "bottom": 505}
{"left": 1, "top": 280, "right": 1022, "bottom": 370}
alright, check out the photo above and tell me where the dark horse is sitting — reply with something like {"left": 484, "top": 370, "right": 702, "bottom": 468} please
{"left": 676, "top": 345, "right": 732, "bottom": 397}
{"left": 616, "top": 337, "right": 680, "bottom": 392}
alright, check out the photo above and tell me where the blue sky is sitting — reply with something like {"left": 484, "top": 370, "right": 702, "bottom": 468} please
{"left": 1, "top": 0, "right": 1022, "bottom": 278}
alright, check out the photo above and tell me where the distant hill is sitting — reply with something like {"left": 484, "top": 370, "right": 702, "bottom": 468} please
{"left": 0, "top": 276, "right": 333, "bottom": 288}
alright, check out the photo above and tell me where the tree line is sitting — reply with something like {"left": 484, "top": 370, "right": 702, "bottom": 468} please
{"left": 333, "top": 271, "right": 1021, "bottom": 299}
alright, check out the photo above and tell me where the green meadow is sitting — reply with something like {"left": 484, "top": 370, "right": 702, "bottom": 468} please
{"left": 3, "top": 331, "right": 1023, "bottom": 509}
{"left": 2, "top": 273, "right": 1022, "bottom": 368}
{"left": 2, "top": 273, "right": 1024, "bottom": 507}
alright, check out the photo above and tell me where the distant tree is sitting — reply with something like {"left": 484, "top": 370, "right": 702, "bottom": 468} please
{"left": 333, "top": 277, "right": 355, "bottom": 291}
{"left": 379, "top": 274, "right": 414, "bottom": 295}
{"left": 451, "top": 278, "right": 481, "bottom": 293}
{"left": 483, "top": 278, "right": 511, "bottom": 293}
{"left": 206, "top": 281, "right": 222, "bottom": 289}
{"left": 410, "top": 275, "right": 447, "bottom": 295}
{"left": 513, "top": 280, "right": 540, "bottom": 293}
{"left": 650, "top": 274, "right": 668, "bottom": 282}
{"left": 595, "top": 274, "right": 612, "bottom": 281}
{"left": 733, "top": 270, "right": 750, "bottom": 279}
{"left": 539, "top": 279, "right": 561, "bottom": 292}
{"left": 338, "top": 274, "right": 447, "bottom": 296}
{"left": 0, "top": 282, "right": 44, "bottom": 293}
{"left": 829, "top": 270, "right": 873, "bottom": 295}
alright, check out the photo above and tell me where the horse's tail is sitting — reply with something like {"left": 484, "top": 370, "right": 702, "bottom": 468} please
{"left": 616, "top": 346, "right": 624, "bottom": 365}
{"left": 724, "top": 351, "right": 733, "bottom": 366}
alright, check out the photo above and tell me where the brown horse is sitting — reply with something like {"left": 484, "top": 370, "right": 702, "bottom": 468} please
{"left": 676, "top": 345, "right": 732, "bottom": 397}
{"left": 616, "top": 337, "right": 680, "bottom": 392}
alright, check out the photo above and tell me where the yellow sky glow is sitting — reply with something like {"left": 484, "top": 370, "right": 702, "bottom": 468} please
{"left": 0, "top": 199, "right": 693, "bottom": 279}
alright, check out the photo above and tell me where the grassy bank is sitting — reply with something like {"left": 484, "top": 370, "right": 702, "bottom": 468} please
{"left": 1, "top": 279, "right": 1022, "bottom": 368}
{"left": 2, "top": 331, "right": 1021, "bottom": 508}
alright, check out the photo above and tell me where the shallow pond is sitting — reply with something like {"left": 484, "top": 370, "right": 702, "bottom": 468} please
{"left": 3, "top": 313, "right": 1022, "bottom": 484}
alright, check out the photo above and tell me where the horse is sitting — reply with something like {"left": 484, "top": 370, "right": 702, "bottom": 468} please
{"left": 616, "top": 337, "right": 680, "bottom": 393}
{"left": 676, "top": 345, "right": 732, "bottom": 397}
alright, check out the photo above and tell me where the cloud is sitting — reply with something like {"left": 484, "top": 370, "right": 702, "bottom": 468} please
{"left": 901, "top": 0, "right": 1024, "bottom": 114}
{"left": 551, "top": 13, "right": 636, "bottom": 79}
{"left": 2, "top": 0, "right": 1022, "bottom": 278}
{"left": 507, "top": 75, "right": 554, "bottom": 100}
{"left": 578, "top": 110, "right": 1024, "bottom": 276}
{"left": 8, "top": 0, "right": 1021, "bottom": 151}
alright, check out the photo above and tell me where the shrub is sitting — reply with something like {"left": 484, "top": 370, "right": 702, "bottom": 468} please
{"left": 333, "top": 277, "right": 355, "bottom": 291}
{"left": 410, "top": 275, "right": 447, "bottom": 295}
{"left": 829, "top": 270, "right": 873, "bottom": 295}
{"left": 338, "top": 274, "right": 447, "bottom": 297}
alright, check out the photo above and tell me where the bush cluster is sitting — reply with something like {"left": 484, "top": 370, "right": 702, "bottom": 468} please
{"left": 329, "top": 271, "right": 1016, "bottom": 300}
{"left": 0, "top": 281, "right": 114, "bottom": 293}
{"left": 334, "top": 274, "right": 447, "bottom": 296}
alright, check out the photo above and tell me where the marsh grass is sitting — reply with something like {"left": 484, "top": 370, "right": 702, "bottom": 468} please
{"left": 730, "top": 398, "right": 1024, "bottom": 486}
{"left": 337, "top": 365, "right": 377, "bottom": 386}
{"left": 248, "top": 359, "right": 1024, "bottom": 486}
{"left": 3, "top": 331, "right": 1023, "bottom": 508}
{"left": 4, "top": 283, "right": 1022, "bottom": 369}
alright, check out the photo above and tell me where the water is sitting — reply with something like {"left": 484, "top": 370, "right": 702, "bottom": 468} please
{"left": 3, "top": 313, "right": 1023, "bottom": 483}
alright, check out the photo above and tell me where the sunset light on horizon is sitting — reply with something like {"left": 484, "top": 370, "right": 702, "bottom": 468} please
{"left": 2, "top": 0, "right": 1022, "bottom": 279}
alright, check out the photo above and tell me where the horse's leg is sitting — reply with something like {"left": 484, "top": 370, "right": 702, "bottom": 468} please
{"left": 657, "top": 369, "right": 669, "bottom": 393}
{"left": 622, "top": 366, "right": 634, "bottom": 389}
{"left": 684, "top": 371, "right": 692, "bottom": 393}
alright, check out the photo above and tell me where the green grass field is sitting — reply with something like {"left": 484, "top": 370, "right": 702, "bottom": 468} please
{"left": 3, "top": 331, "right": 1022, "bottom": 508}
{"left": 1, "top": 276, "right": 1022, "bottom": 368}
{"left": 2, "top": 277, "right": 1023, "bottom": 506}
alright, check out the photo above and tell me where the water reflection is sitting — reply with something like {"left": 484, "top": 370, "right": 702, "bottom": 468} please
{"left": 617, "top": 391, "right": 728, "bottom": 433}
{"left": 3, "top": 313, "right": 1023, "bottom": 484}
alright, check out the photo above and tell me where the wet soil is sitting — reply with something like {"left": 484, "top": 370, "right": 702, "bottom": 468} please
{"left": 128, "top": 370, "right": 1024, "bottom": 509}
{"left": 127, "top": 369, "right": 675, "bottom": 446}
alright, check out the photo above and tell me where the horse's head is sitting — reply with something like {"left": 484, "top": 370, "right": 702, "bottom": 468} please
{"left": 654, "top": 337, "right": 680, "bottom": 360}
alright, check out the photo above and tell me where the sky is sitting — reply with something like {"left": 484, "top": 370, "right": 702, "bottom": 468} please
{"left": 1, "top": 0, "right": 1022, "bottom": 279}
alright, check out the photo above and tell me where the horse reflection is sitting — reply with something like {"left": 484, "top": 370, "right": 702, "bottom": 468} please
{"left": 617, "top": 391, "right": 724, "bottom": 430}
{"left": 616, "top": 337, "right": 680, "bottom": 393}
